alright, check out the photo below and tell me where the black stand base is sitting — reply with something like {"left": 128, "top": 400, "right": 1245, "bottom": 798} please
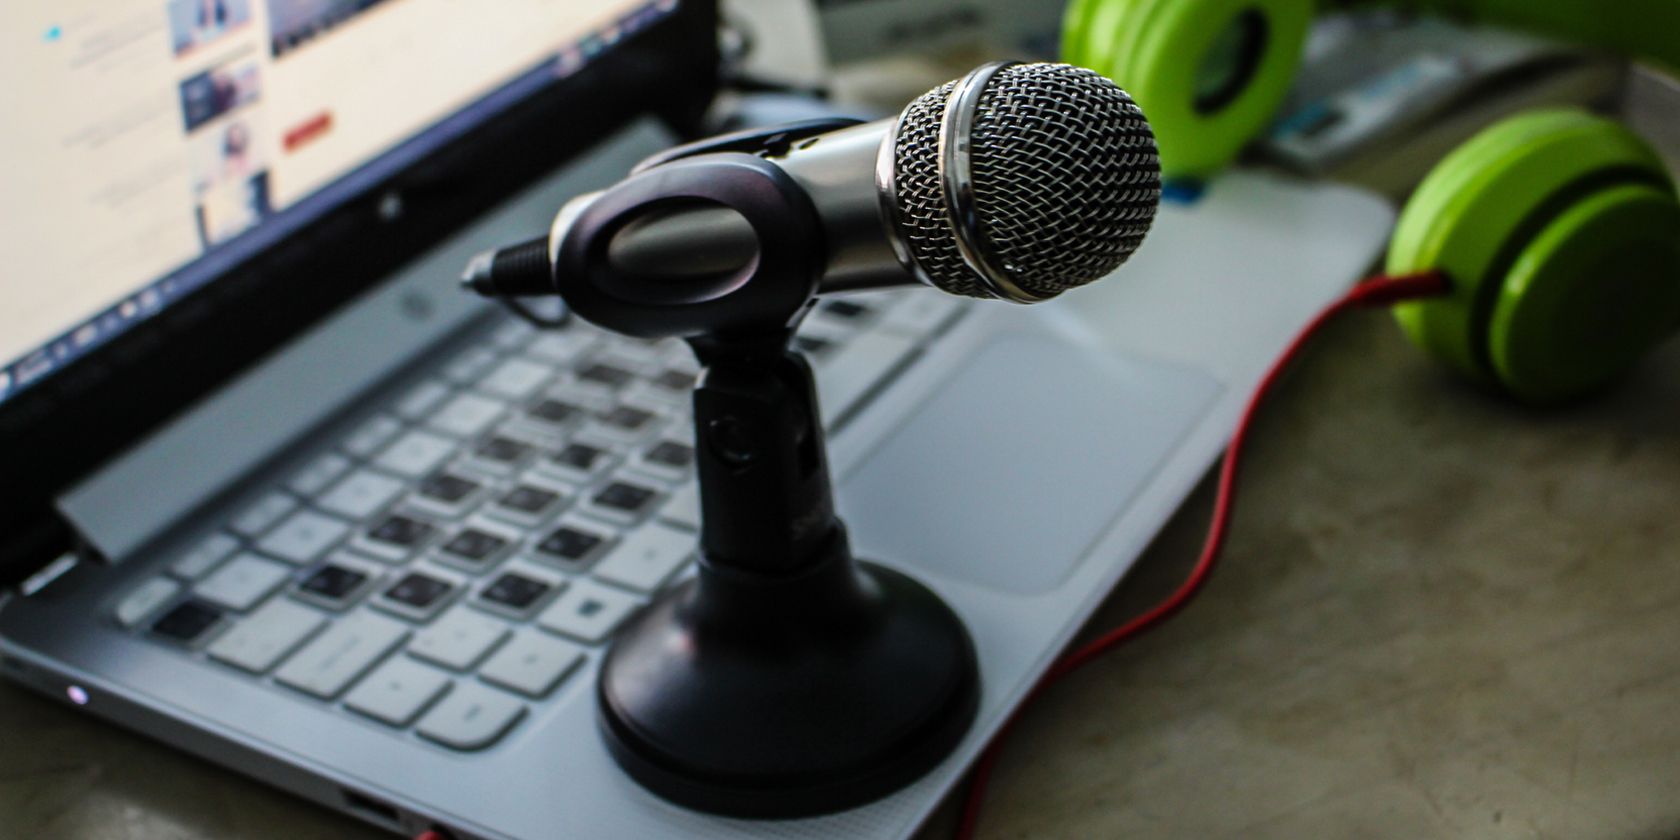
{"left": 597, "top": 539, "right": 980, "bottom": 818}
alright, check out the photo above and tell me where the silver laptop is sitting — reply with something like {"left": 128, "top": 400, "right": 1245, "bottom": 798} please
{"left": 0, "top": 1, "right": 1396, "bottom": 838}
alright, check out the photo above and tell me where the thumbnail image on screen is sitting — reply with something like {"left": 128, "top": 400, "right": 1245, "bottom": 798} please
{"left": 168, "top": 0, "right": 256, "bottom": 55}
{"left": 267, "top": 0, "right": 403, "bottom": 58}
{"left": 179, "top": 57, "right": 262, "bottom": 132}
{"left": 190, "top": 117, "right": 273, "bottom": 246}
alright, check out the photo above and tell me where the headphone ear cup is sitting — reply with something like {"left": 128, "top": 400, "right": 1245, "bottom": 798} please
{"left": 1062, "top": 0, "right": 1312, "bottom": 179}
{"left": 1388, "top": 110, "right": 1680, "bottom": 403}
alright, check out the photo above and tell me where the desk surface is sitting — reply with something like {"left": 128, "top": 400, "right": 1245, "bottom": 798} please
{"left": 7, "top": 301, "right": 1680, "bottom": 839}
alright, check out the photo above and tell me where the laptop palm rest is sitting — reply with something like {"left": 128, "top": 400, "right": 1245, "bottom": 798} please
{"left": 839, "top": 334, "right": 1220, "bottom": 594}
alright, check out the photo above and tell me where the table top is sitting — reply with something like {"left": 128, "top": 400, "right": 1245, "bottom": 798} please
{"left": 7, "top": 66, "right": 1680, "bottom": 840}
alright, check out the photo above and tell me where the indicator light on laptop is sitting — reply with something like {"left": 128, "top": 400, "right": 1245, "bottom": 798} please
{"left": 66, "top": 685, "right": 89, "bottom": 706}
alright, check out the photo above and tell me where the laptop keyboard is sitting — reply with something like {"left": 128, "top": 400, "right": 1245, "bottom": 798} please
{"left": 110, "top": 290, "right": 969, "bottom": 752}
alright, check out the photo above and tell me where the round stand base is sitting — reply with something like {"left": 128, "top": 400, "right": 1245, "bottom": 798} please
{"left": 596, "top": 557, "right": 980, "bottom": 818}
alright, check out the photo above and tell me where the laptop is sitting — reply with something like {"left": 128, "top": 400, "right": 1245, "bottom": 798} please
{"left": 0, "top": 1, "right": 1396, "bottom": 838}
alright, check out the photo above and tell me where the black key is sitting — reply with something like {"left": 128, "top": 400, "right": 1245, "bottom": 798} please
{"left": 475, "top": 435, "right": 533, "bottom": 465}
{"left": 418, "top": 472, "right": 480, "bottom": 504}
{"left": 383, "top": 572, "right": 453, "bottom": 609}
{"left": 439, "top": 528, "right": 509, "bottom": 563}
{"left": 151, "top": 600, "right": 222, "bottom": 642}
{"left": 578, "top": 362, "right": 634, "bottom": 388}
{"left": 497, "top": 484, "right": 560, "bottom": 515}
{"left": 652, "top": 369, "right": 696, "bottom": 391}
{"left": 821, "top": 299, "right": 870, "bottom": 319}
{"left": 367, "top": 514, "right": 436, "bottom": 548}
{"left": 644, "top": 441, "right": 693, "bottom": 470}
{"left": 600, "top": 405, "right": 655, "bottom": 433}
{"left": 592, "top": 481, "right": 658, "bottom": 515}
{"left": 550, "top": 442, "right": 605, "bottom": 472}
{"left": 299, "top": 564, "right": 369, "bottom": 601}
{"left": 480, "top": 573, "right": 552, "bottom": 611}
{"left": 525, "top": 397, "right": 582, "bottom": 425}
{"left": 536, "top": 525, "right": 605, "bottom": 561}
{"left": 795, "top": 335, "right": 833, "bottom": 356}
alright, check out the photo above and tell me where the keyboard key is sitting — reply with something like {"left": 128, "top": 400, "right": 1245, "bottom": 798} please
{"left": 469, "top": 435, "right": 535, "bottom": 473}
{"left": 433, "top": 526, "right": 514, "bottom": 572}
{"left": 228, "top": 492, "right": 298, "bottom": 538}
{"left": 820, "top": 299, "right": 872, "bottom": 320}
{"left": 287, "top": 452, "right": 352, "bottom": 497}
{"left": 524, "top": 330, "right": 594, "bottom": 364}
{"left": 650, "top": 368, "right": 696, "bottom": 393}
{"left": 538, "top": 580, "right": 641, "bottom": 644}
{"left": 541, "top": 441, "right": 614, "bottom": 482}
{"left": 316, "top": 470, "right": 405, "bottom": 520}
{"left": 393, "top": 379, "right": 452, "bottom": 421}
{"left": 344, "top": 657, "right": 452, "bottom": 727}
{"left": 631, "top": 439, "right": 694, "bottom": 483}
{"left": 479, "top": 357, "right": 552, "bottom": 401}
{"left": 576, "top": 361, "right": 635, "bottom": 389}
{"left": 813, "top": 329, "right": 918, "bottom": 428}
{"left": 150, "top": 599, "right": 224, "bottom": 645}
{"left": 416, "top": 682, "right": 525, "bottom": 751}
{"left": 592, "top": 522, "right": 693, "bottom": 594}
{"left": 410, "top": 471, "right": 485, "bottom": 518}
{"left": 115, "top": 577, "right": 181, "bottom": 629}
{"left": 409, "top": 606, "right": 508, "bottom": 671}
{"left": 275, "top": 611, "right": 409, "bottom": 700}
{"left": 478, "top": 631, "right": 584, "bottom": 698}
{"left": 207, "top": 598, "right": 326, "bottom": 674}
{"left": 372, "top": 429, "right": 457, "bottom": 479}
{"left": 342, "top": 414, "right": 403, "bottom": 458}
{"left": 658, "top": 482, "right": 701, "bottom": 532}
{"left": 170, "top": 532, "right": 240, "bottom": 580}
{"left": 355, "top": 513, "right": 439, "bottom": 562}
{"left": 194, "top": 553, "right": 292, "bottom": 612}
{"left": 375, "top": 571, "right": 458, "bottom": 621}
{"left": 478, "top": 571, "right": 558, "bottom": 616}
{"left": 522, "top": 397, "right": 584, "bottom": 428}
{"left": 295, "top": 560, "right": 376, "bottom": 609}
{"left": 441, "top": 346, "right": 498, "bottom": 383}
{"left": 532, "top": 522, "right": 613, "bottom": 568}
{"left": 583, "top": 480, "right": 661, "bottom": 525}
{"left": 598, "top": 405, "right": 658, "bottom": 436}
{"left": 485, "top": 483, "right": 564, "bottom": 527}
{"left": 428, "top": 393, "right": 504, "bottom": 438}
{"left": 256, "top": 510, "right": 351, "bottom": 565}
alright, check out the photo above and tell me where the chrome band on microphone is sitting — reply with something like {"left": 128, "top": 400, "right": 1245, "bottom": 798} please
{"left": 936, "top": 61, "right": 1045, "bottom": 304}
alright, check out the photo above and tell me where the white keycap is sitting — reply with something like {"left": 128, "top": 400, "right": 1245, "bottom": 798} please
{"left": 207, "top": 598, "right": 326, "bottom": 673}
{"left": 256, "top": 510, "right": 351, "bottom": 565}
{"left": 427, "top": 393, "right": 504, "bottom": 438}
{"left": 342, "top": 414, "right": 403, "bottom": 458}
{"left": 115, "top": 577, "right": 181, "bottom": 629}
{"left": 193, "top": 553, "right": 292, "bottom": 612}
{"left": 657, "top": 481, "right": 700, "bottom": 532}
{"left": 170, "top": 532, "right": 240, "bottom": 580}
{"left": 591, "top": 523, "right": 693, "bottom": 593}
{"left": 524, "top": 331, "right": 594, "bottom": 364}
{"left": 228, "top": 492, "right": 298, "bottom": 538}
{"left": 442, "top": 347, "right": 498, "bottom": 383}
{"left": 287, "top": 452, "right": 352, "bottom": 497}
{"left": 394, "top": 379, "right": 452, "bottom": 421}
{"left": 878, "top": 291, "right": 967, "bottom": 338}
{"left": 416, "top": 682, "right": 525, "bottom": 750}
{"left": 316, "top": 470, "right": 405, "bottom": 520}
{"left": 538, "top": 580, "right": 642, "bottom": 644}
{"left": 409, "top": 606, "right": 509, "bottom": 671}
{"left": 813, "top": 329, "right": 918, "bottom": 428}
{"left": 274, "top": 611, "right": 409, "bottom": 699}
{"left": 372, "top": 429, "right": 457, "bottom": 478}
{"left": 344, "top": 656, "right": 452, "bottom": 727}
{"left": 478, "top": 631, "right": 585, "bottom": 698}
{"left": 478, "top": 357, "right": 553, "bottom": 401}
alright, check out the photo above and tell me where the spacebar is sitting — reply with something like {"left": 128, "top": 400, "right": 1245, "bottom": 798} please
{"left": 814, "top": 330, "right": 918, "bottom": 429}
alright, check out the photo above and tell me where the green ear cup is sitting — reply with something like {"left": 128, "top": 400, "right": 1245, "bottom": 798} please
{"left": 1062, "top": 0, "right": 1314, "bottom": 179}
{"left": 1388, "top": 110, "right": 1680, "bottom": 402}
{"left": 1488, "top": 183, "right": 1680, "bottom": 402}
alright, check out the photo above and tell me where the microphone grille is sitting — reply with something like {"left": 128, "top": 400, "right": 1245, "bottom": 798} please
{"left": 891, "top": 63, "right": 1160, "bottom": 301}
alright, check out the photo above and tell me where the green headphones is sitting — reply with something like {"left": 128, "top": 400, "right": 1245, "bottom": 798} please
{"left": 1064, "top": 0, "right": 1680, "bottom": 403}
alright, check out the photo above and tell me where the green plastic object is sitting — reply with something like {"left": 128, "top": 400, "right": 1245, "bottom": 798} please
{"left": 1062, "top": 0, "right": 1314, "bottom": 179}
{"left": 1386, "top": 110, "right": 1680, "bottom": 402}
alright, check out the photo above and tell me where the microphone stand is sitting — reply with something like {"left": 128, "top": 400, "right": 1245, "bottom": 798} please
{"left": 563, "top": 153, "right": 979, "bottom": 818}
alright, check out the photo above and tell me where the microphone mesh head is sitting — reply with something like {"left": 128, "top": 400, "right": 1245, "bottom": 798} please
{"left": 892, "top": 63, "right": 1160, "bottom": 300}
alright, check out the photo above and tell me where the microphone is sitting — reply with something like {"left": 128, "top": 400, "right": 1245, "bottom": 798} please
{"left": 464, "top": 61, "right": 1160, "bottom": 308}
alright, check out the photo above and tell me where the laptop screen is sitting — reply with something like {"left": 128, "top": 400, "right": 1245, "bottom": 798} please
{"left": 0, "top": 0, "right": 669, "bottom": 408}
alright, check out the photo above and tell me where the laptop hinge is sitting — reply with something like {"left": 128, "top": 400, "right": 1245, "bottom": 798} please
{"left": 56, "top": 120, "right": 675, "bottom": 564}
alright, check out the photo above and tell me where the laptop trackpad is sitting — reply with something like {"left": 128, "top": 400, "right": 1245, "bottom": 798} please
{"left": 839, "top": 335, "right": 1222, "bottom": 595}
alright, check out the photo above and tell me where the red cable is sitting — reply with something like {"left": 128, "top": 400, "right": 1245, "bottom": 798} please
{"left": 954, "top": 270, "right": 1450, "bottom": 840}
